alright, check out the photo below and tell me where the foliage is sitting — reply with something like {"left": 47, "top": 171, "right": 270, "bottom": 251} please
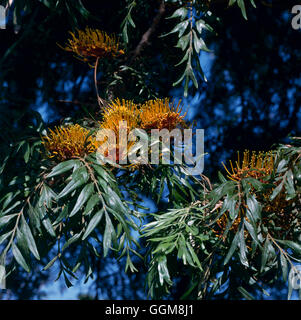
{"left": 0, "top": 0, "right": 300, "bottom": 300}
{"left": 143, "top": 138, "right": 301, "bottom": 299}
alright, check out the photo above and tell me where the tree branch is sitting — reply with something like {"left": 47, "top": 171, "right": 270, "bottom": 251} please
{"left": 131, "top": 0, "right": 166, "bottom": 60}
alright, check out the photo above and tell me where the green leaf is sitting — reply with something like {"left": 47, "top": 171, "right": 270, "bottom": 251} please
{"left": 276, "top": 240, "right": 301, "bottom": 255}
{"left": 186, "top": 242, "right": 202, "bottom": 270}
{"left": 285, "top": 169, "right": 295, "bottom": 200}
{"left": 195, "top": 19, "right": 214, "bottom": 34}
{"left": 2, "top": 191, "right": 21, "bottom": 211}
{"left": 39, "top": 185, "right": 57, "bottom": 208}
{"left": 24, "top": 143, "right": 31, "bottom": 163}
{"left": 162, "top": 20, "right": 189, "bottom": 38}
{"left": 104, "top": 188, "right": 127, "bottom": 216}
{"left": 244, "top": 220, "right": 260, "bottom": 246}
{"left": 28, "top": 202, "right": 42, "bottom": 232}
{"left": 224, "top": 231, "right": 239, "bottom": 265}
{"left": 82, "top": 209, "right": 104, "bottom": 240}
{"left": 58, "top": 168, "right": 88, "bottom": 198}
{"left": 83, "top": 194, "right": 100, "bottom": 215}
{"left": 47, "top": 160, "right": 80, "bottom": 178}
{"left": 261, "top": 237, "right": 271, "bottom": 272}
{"left": 238, "top": 225, "right": 249, "bottom": 267}
{"left": 69, "top": 183, "right": 94, "bottom": 217}
{"left": 53, "top": 204, "right": 69, "bottom": 225}
{"left": 12, "top": 242, "right": 30, "bottom": 272}
{"left": 270, "top": 181, "right": 284, "bottom": 201}
{"left": 218, "top": 171, "right": 227, "bottom": 183}
{"left": 0, "top": 213, "right": 18, "bottom": 229}
{"left": 1, "top": 201, "right": 21, "bottom": 215}
{"left": 38, "top": 207, "right": 56, "bottom": 237}
{"left": 20, "top": 215, "right": 40, "bottom": 260}
{"left": 237, "top": 286, "right": 254, "bottom": 300}
{"left": 0, "top": 231, "right": 13, "bottom": 245}
{"left": 280, "top": 252, "right": 288, "bottom": 281}
{"left": 246, "top": 194, "right": 261, "bottom": 222}
{"left": 237, "top": 0, "right": 247, "bottom": 20}
{"left": 62, "top": 232, "right": 82, "bottom": 251}
{"left": 166, "top": 7, "right": 188, "bottom": 20}
{"left": 250, "top": 0, "right": 256, "bottom": 7}
{"left": 157, "top": 255, "right": 172, "bottom": 286}
{"left": 103, "top": 211, "right": 114, "bottom": 257}
{"left": 175, "top": 34, "right": 190, "bottom": 51}
{"left": 63, "top": 271, "right": 73, "bottom": 288}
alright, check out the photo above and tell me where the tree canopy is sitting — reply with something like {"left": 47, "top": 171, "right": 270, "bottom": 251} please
{"left": 0, "top": 0, "right": 300, "bottom": 300}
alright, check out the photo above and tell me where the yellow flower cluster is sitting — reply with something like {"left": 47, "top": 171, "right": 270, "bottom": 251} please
{"left": 42, "top": 124, "right": 99, "bottom": 162}
{"left": 100, "top": 97, "right": 186, "bottom": 133}
{"left": 215, "top": 150, "right": 275, "bottom": 238}
{"left": 97, "top": 98, "right": 186, "bottom": 166}
{"left": 215, "top": 150, "right": 294, "bottom": 240}
{"left": 62, "top": 27, "right": 124, "bottom": 61}
{"left": 140, "top": 99, "right": 186, "bottom": 131}
{"left": 222, "top": 150, "right": 274, "bottom": 182}
{"left": 42, "top": 98, "right": 186, "bottom": 166}
{"left": 100, "top": 98, "right": 140, "bottom": 134}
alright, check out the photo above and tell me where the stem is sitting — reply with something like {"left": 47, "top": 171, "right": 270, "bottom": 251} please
{"left": 267, "top": 233, "right": 298, "bottom": 273}
{"left": 79, "top": 157, "right": 107, "bottom": 211}
{"left": 94, "top": 57, "right": 105, "bottom": 108}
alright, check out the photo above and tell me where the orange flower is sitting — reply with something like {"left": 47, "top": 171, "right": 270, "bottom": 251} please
{"left": 42, "top": 124, "right": 99, "bottom": 162}
{"left": 140, "top": 98, "right": 186, "bottom": 131}
{"left": 98, "top": 99, "right": 139, "bottom": 165}
{"left": 214, "top": 151, "right": 275, "bottom": 239}
{"left": 222, "top": 150, "right": 274, "bottom": 182}
{"left": 216, "top": 150, "right": 295, "bottom": 240}
{"left": 61, "top": 27, "right": 124, "bottom": 61}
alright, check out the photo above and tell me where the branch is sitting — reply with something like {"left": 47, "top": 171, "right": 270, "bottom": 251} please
{"left": 131, "top": 0, "right": 166, "bottom": 60}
